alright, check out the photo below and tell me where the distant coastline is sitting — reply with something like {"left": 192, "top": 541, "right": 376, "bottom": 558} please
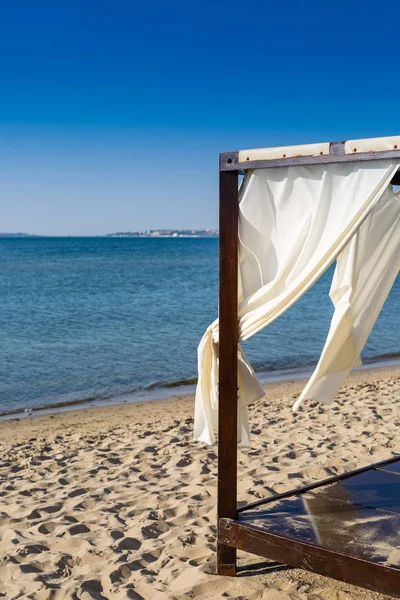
{"left": 0, "top": 229, "right": 219, "bottom": 238}
{"left": 0, "top": 233, "right": 42, "bottom": 237}
{"left": 105, "top": 229, "right": 218, "bottom": 238}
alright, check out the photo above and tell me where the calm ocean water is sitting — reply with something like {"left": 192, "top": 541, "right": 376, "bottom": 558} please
{"left": 0, "top": 237, "right": 399, "bottom": 416}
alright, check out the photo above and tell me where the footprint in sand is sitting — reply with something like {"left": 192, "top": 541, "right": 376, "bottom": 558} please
{"left": 110, "top": 529, "right": 124, "bottom": 540}
{"left": 106, "top": 456, "right": 122, "bottom": 465}
{"left": 17, "top": 544, "right": 49, "bottom": 556}
{"left": 64, "top": 515, "right": 79, "bottom": 523}
{"left": 141, "top": 522, "right": 169, "bottom": 540}
{"left": 110, "top": 562, "right": 142, "bottom": 584}
{"left": 0, "top": 512, "right": 10, "bottom": 525}
{"left": 41, "top": 503, "right": 63, "bottom": 514}
{"left": 80, "top": 579, "right": 108, "bottom": 600}
{"left": 75, "top": 498, "right": 97, "bottom": 510}
{"left": 38, "top": 522, "right": 58, "bottom": 534}
{"left": 176, "top": 457, "right": 192, "bottom": 468}
{"left": 55, "top": 554, "right": 73, "bottom": 577}
{"left": 142, "top": 548, "right": 162, "bottom": 563}
{"left": 68, "top": 523, "right": 90, "bottom": 535}
{"left": 126, "top": 590, "right": 145, "bottom": 600}
{"left": 68, "top": 487, "right": 88, "bottom": 498}
{"left": 117, "top": 537, "right": 142, "bottom": 551}
{"left": 19, "top": 561, "right": 43, "bottom": 574}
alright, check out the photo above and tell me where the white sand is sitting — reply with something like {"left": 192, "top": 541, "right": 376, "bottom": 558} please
{"left": 0, "top": 366, "right": 399, "bottom": 599}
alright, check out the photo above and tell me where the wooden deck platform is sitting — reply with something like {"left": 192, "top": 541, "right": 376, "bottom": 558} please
{"left": 219, "top": 456, "right": 400, "bottom": 597}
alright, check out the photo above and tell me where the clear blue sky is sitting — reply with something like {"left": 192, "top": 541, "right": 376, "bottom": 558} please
{"left": 1, "top": 0, "right": 399, "bottom": 235}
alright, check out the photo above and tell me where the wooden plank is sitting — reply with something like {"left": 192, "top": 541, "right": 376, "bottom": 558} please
{"left": 238, "top": 454, "right": 400, "bottom": 514}
{"left": 217, "top": 169, "right": 239, "bottom": 576}
{"left": 219, "top": 519, "right": 400, "bottom": 597}
{"left": 220, "top": 148, "right": 400, "bottom": 172}
{"left": 238, "top": 492, "right": 400, "bottom": 567}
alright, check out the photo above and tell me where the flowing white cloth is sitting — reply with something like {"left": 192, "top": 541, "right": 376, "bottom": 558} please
{"left": 293, "top": 186, "right": 400, "bottom": 409}
{"left": 194, "top": 159, "right": 399, "bottom": 445}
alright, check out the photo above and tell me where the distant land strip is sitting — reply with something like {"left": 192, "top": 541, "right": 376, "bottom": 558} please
{"left": 106, "top": 229, "right": 218, "bottom": 238}
{"left": 0, "top": 232, "right": 42, "bottom": 237}
{"left": 0, "top": 229, "right": 219, "bottom": 238}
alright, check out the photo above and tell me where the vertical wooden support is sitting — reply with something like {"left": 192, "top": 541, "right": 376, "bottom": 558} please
{"left": 217, "top": 168, "right": 239, "bottom": 576}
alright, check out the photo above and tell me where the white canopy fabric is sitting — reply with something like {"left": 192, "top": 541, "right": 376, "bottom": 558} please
{"left": 194, "top": 159, "right": 400, "bottom": 445}
{"left": 293, "top": 186, "right": 400, "bottom": 409}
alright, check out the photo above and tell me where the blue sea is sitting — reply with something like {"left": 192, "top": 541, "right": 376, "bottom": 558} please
{"left": 0, "top": 237, "right": 399, "bottom": 417}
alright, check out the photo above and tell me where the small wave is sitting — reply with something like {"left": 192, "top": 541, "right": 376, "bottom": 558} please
{"left": 362, "top": 351, "right": 400, "bottom": 364}
{"left": 0, "top": 395, "right": 101, "bottom": 418}
{"left": 163, "top": 377, "right": 198, "bottom": 388}
{"left": 1, "top": 352, "right": 399, "bottom": 420}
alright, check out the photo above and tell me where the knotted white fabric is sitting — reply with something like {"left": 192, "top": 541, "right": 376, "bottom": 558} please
{"left": 194, "top": 159, "right": 399, "bottom": 445}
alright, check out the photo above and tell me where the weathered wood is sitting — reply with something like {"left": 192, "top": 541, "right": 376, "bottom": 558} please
{"left": 219, "top": 519, "right": 400, "bottom": 597}
{"left": 220, "top": 147, "right": 400, "bottom": 173}
{"left": 217, "top": 169, "right": 239, "bottom": 576}
{"left": 217, "top": 170, "right": 239, "bottom": 574}
{"left": 239, "top": 490, "right": 400, "bottom": 564}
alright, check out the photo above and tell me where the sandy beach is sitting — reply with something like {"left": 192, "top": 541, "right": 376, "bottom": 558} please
{"left": 1, "top": 365, "right": 399, "bottom": 600}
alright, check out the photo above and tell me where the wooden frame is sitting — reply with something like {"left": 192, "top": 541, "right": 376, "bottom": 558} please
{"left": 217, "top": 137, "right": 400, "bottom": 595}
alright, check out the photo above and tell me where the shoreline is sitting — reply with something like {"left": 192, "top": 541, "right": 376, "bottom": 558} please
{"left": 2, "top": 360, "right": 400, "bottom": 427}
{"left": 1, "top": 353, "right": 400, "bottom": 422}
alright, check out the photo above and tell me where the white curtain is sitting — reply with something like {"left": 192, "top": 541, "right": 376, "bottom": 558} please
{"left": 293, "top": 186, "right": 400, "bottom": 409}
{"left": 194, "top": 159, "right": 399, "bottom": 445}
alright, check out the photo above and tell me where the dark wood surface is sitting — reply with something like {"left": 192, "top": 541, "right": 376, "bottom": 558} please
{"left": 219, "top": 517, "right": 400, "bottom": 597}
{"left": 238, "top": 454, "right": 400, "bottom": 513}
{"left": 311, "top": 468, "right": 400, "bottom": 513}
{"left": 238, "top": 492, "right": 400, "bottom": 566}
{"left": 217, "top": 169, "right": 239, "bottom": 576}
{"left": 377, "top": 459, "right": 400, "bottom": 475}
{"left": 219, "top": 458, "right": 400, "bottom": 596}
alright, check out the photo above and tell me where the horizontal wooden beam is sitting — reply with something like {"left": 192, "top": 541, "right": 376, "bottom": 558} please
{"left": 219, "top": 519, "right": 400, "bottom": 597}
{"left": 220, "top": 144, "right": 400, "bottom": 174}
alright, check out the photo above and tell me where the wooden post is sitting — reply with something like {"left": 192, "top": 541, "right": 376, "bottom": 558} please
{"left": 217, "top": 168, "right": 239, "bottom": 576}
